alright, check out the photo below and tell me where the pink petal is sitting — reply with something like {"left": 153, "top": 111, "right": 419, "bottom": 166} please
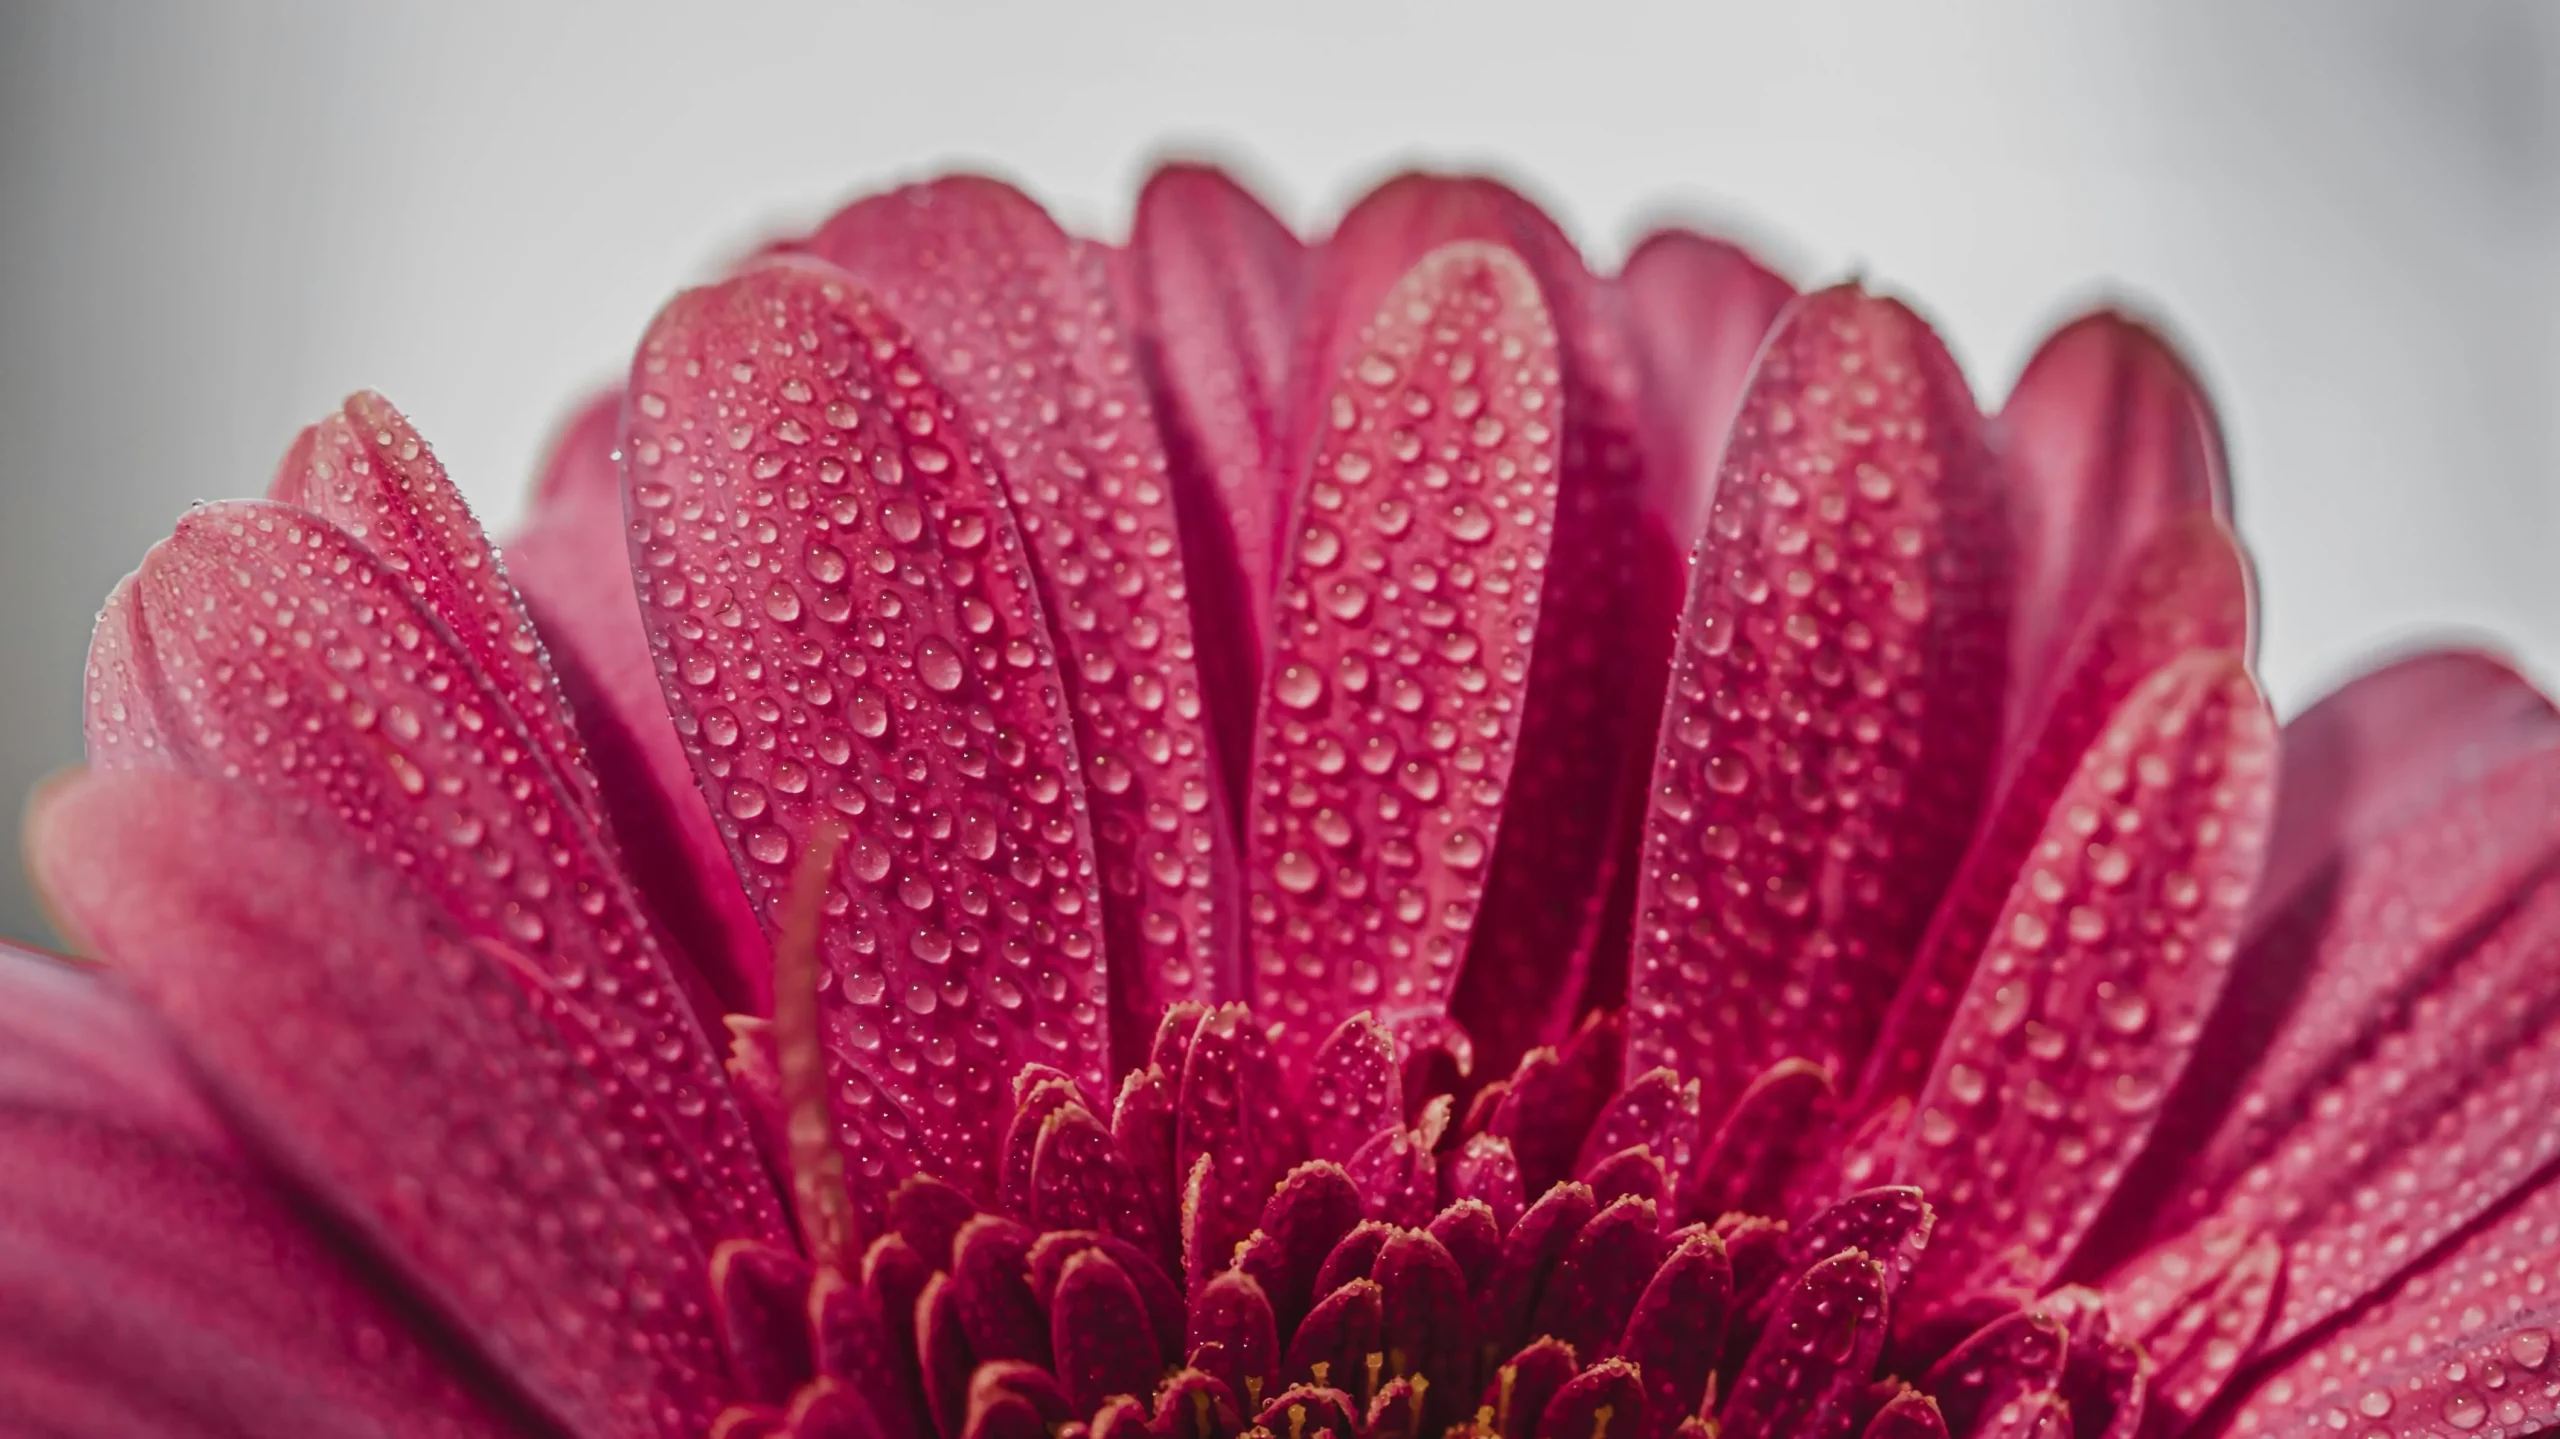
{"left": 1242, "top": 232, "right": 1563, "bottom": 1071}
{"left": 1285, "top": 1278, "right": 1385, "bottom": 1390}
{"left": 1575, "top": 1066, "right": 1703, "bottom": 1183}
{"left": 1444, "top": 1132, "right": 1527, "bottom": 1232}
{"left": 1618, "top": 1230, "right": 1735, "bottom": 1439}
{"left": 1919, "top": 1310, "right": 2067, "bottom": 1439}
{"left": 1304, "top": 1013, "right": 1407, "bottom": 1162}
{"left": 31, "top": 772, "right": 753, "bottom": 1434}
{"left": 951, "top": 1215, "right": 1050, "bottom": 1368}
{"left": 1309, "top": 177, "right": 1670, "bottom": 1081}
{"left": 1858, "top": 516, "right": 2251, "bottom": 1111}
{"left": 1489, "top": 1010, "right": 1624, "bottom": 1197}
{"left": 2104, "top": 655, "right": 2560, "bottom": 1261}
{"left": 2215, "top": 1172, "right": 2560, "bottom": 1439}
{"left": 1482, "top": 1181, "right": 1599, "bottom": 1361}
{"left": 1538, "top": 1358, "right": 1645, "bottom": 1439}
{"left": 808, "top": 176, "right": 1237, "bottom": 1065}
{"left": 625, "top": 259, "right": 1113, "bottom": 1200}
{"left": 1994, "top": 311, "right": 2231, "bottom": 750}
{"left": 2132, "top": 873, "right": 2560, "bottom": 1355}
{"left": 1237, "top": 1161, "right": 1366, "bottom": 1338}
{"left": 1125, "top": 163, "right": 1307, "bottom": 813}
{"left": 1483, "top": 1337, "right": 1579, "bottom": 1439}
{"left": 508, "top": 391, "right": 772, "bottom": 1015}
{"left": 1372, "top": 1227, "right": 1470, "bottom": 1422}
{"left": 85, "top": 499, "right": 782, "bottom": 1246}
{"left": 1628, "top": 286, "right": 2012, "bottom": 1116}
{"left": 1895, "top": 653, "right": 2276, "bottom": 1309}
{"left": 272, "top": 391, "right": 607, "bottom": 833}
{"left": 1529, "top": 1193, "right": 1669, "bottom": 1360}
{"left": 1616, "top": 227, "right": 1797, "bottom": 571}
{"left": 1682, "top": 1058, "right": 1836, "bottom": 1223}
{"left": 1175, "top": 1004, "right": 1299, "bottom": 1294}
{"left": 1186, "top": 1269, "right": 1279, "bottom": 1412}
{"left": 0, "top": 944, "right": 516, "bottom": 1437}
{"left": 1861, "top": 1388, "right": 1949, "bottom": 1439}
{"left": 1723, "top": 1248, "right": 1891, "bottom": 1439}
{"left": 1052, "top": 1248, "right": 1163, "bottom": 1415}
{"left": 1428, "top": 1200, "right": 1502, "bottom": 1293}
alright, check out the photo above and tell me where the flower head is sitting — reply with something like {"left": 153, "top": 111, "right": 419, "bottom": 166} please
{"left": 12, "top": 164, "right": 2560, "bottom": 1439}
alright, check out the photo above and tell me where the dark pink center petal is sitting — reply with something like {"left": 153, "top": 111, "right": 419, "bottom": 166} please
{"left": 1993, "top": 311, "right": 2230, "bottom": 752}
{"left": 1242, "top": 237, "right": 1563, "bottom": 1070}
{"left": 1722, "top": 1248, "right": 1889, "bottom": 1439}
{"left": 32, "top": 772, "right": 745, "bottom": 1436}
{"left": 1628, "top": 285, "right": 2011, "bottom": 1118}
{"left": 94, "top": 497, "right": 781, "bottom": 1247}
{"left": 508, "top": 390, "right": 773, "bottom": 1017}
{"left": 808, "top": 175, "right": 1238, "bottom": 1070}
{"left": 0, "top": 944, "right": 520, "bottom": 1438}
{"left": 1125, "top": 162, "right": 1308, "bottom": 816}
{"left": 623, "top": 259, "right": 1111, "bottom": 1204}
{"left": 1896, "top": 653, "right": 2275, "bottom": 1311}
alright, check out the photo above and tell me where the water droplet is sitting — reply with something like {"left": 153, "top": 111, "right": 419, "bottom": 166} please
{"left": 916, "top": 637, "right": 964, "bottom": 692}
{"left": 1275, "top": 850, "right": 1320, "bottom": 895}
{"left": 2443, "top": 1390, "right": 2486, "bottom": 1430}
{"left": 1274, "top": 664, "right": 1324, "bottom": 711}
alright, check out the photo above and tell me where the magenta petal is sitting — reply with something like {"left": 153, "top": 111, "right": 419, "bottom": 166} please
{"left": 1618, "top": 228, "right": 1797, "bottom": 553}
{"left": 1186, "top": 1269, "right": 1279, "bottom": 1413}
{"left": 1574, "top": 1066, "right": 1703, "bottom": 1184}
{"left": 1243, "top": 234, "right": 1563, "bottom": 1071}
{"left": 0, "top": 944, "right": 516, "bottom": 1438}
{"left": 1443, "top": 1133, "right": 1527, "bottom": 1233}
{"left": 1237, "top": 1160, "right": 1366, "bottom": 1337}
{"left": 1489, "top": 1011, "right": 1624, "bottom": 1197}
{"left": 1859, "top": 516, "right": 2251, "bottom": 1111}
{"left": 1995, "top": 311, "right": 2230, "bottom": 749}
{"left": 1126, "top": 163, "right": 1306, "bottom": 814}
{"left": 1053, "top": 1247, "right": 1163, "bottom": 1415}
{"left": 1629, "top": 286, "right": 2011, "bottom": 1117}
{"left": 1538, "top": 1358, "right": 1645, "bottom": 1439}
{"left": 1371, "top": 1228, "right": 1469, "bottom": 1417}
{"left": 1528, "top": 1193, "right": 1669, "bottom": 1361}
{"left": 1722, "top": 1248, "right": 1890, "bottom": 1439}
{"left": 1305, "top": 1013, "right": 1407, "bottom": 1162}
{"left": 951, "top": 1215, "right": 1051, "bottom": 1369}
{"left": 1918, "top": 1310, "right": 2067, "bottom": 1439}
{"left": 1860, "top": 1388, "right": 1948, "bottom": 1439}
{"left": 1482, "top": 1181, "right": 1599, "bottom": 1361}
{"left": 1285, "top": 1278, "right": 1386, "bottom": 1390}
{"left": 1483, "top": 1336, "right": 1579, "bottom": 1439}
{"left": 508, "top": 390, "right": 772, "bottom": 1016}
{"left": 1895, "top": 654, "right": 2275, "bottom": 1309}
{"left": 1618, "top": 1230, "right": 1733, "bottom": 1439}
{"left": 271, "top": 391, "right": 606, "bottom": 834}
{"left": 31, "top": 773, "right": 751, "bottom": 1434}
{"left": 809, "top": 176, "right": 1238, "bottom": 1066}
{"left": 625, "top": 260, "right": 1112, "bottom": 1199}
{"left": 1176, "top": 1004, "right": 1300, "bottom": 1293}
{"left": 1681, "top": 1058, "right": 1835, "bottom": 1224}
{"left": 84, "top": 499, "right": 781, "bottom": 1245}
{"left": 1427, "top": 1200, "right": 1502, "bottom": 1294}
{"left": 1789, "top": 1186, "right": 1934, "bottom": 1300}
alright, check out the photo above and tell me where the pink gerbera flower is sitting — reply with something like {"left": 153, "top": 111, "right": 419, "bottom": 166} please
{"left": 12, "top": 165, "right": 2560, "bottom": 1439}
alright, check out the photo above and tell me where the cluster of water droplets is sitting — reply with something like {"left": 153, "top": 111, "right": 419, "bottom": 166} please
{"left": 1241, "top": 243, "right": 1561, "bottom": 1058}
{"left": 625, "top": 270, "right": 1114, "bottom": 1197}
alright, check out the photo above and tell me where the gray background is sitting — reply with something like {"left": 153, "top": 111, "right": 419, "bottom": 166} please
{"left": 3, "top": 2, "right": 2554, "bottom": 946}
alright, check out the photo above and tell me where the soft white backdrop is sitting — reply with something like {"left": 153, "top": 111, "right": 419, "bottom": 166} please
{"left": 2, "top": 1, "right": 2554, "bottom": 944}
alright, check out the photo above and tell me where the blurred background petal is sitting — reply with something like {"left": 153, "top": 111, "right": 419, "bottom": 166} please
{"left": 2, "top": 0, "right": 2554, "bottom": 945}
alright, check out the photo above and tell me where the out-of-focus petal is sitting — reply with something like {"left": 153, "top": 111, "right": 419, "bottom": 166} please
{"left": 2213, "top": 1168, "right": 2560, "bottom": 1439}
{"left": 0, "top": 943, "right": 522, "bottom": 1439}
{"left": 29, "top": 772, "right": 746, "bottom": 1436}
{"left": 1627, "top": 285, "right": 2011, "bottom": 1117}
{"left": 86, "top": 498, "right": 782, "bottom": 1247}
{"left": 508, "top": 391, "right": 772, "bottom": 1017}
{"left": 1238, "top": 236, "right": 1562, "bottom": 1071}
{"left": 1996, "top": 311, "right": 2231, "bottom": 749}
{"left": 623, "top": 259, "right": 1111, "bottom": 1202}
{"left": 1617, "top": 227, "right": 1796, "bottom": 549}
{"left": 808, "top": 176, "right": 1237, "bottom": 1069}
{"left": 1895, "top": 652, "right": 2275, "bottom": 1311}
{"left": 1125, "top": 162, "right": 1306, "bottom": 817}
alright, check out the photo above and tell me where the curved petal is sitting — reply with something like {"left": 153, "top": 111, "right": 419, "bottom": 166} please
{"left": 1239, "top": 236, "right": 1563, "bottom": 1070}
{"left": 1303, "top": 177, "right": 1675, "bottom": 1080}
{"left": 1995, "top": 310, "right": 2230, "bottom": 748}
{"left": 1125, "top": 162, "right": 1307, "bottom": 816}
{"left": 807, "top": 176, "right": 1237, "bottom": 1068}
{"left": 1894, "top": 652, "right": 2275, "bottom": 1311}
{"left": 622, "top": 258, "right": 1111, "bottom": 1201}
{"left": 2214, "top": 1167, "right": 2560, "bottom": 1439}
{"left": 1627, "top": 285, "right": 2011, "bottom": 1115}
{"left": 1617, "top": 226, "right": 1796, "bottom": 550}
{"left": 30, "top": 773, "right": 740, "bottom": 1437}
{"left": 0, "top": 943, "right": 523, "bottom": 1438}
{"left": 508, "top": 391, "right": 773, "bottom": 1017}
{"left": 271, "top": 390, "right": 606, "bottom": 834}
{"left": 84, "top": 498, "right": 783, "bottom": 1248}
